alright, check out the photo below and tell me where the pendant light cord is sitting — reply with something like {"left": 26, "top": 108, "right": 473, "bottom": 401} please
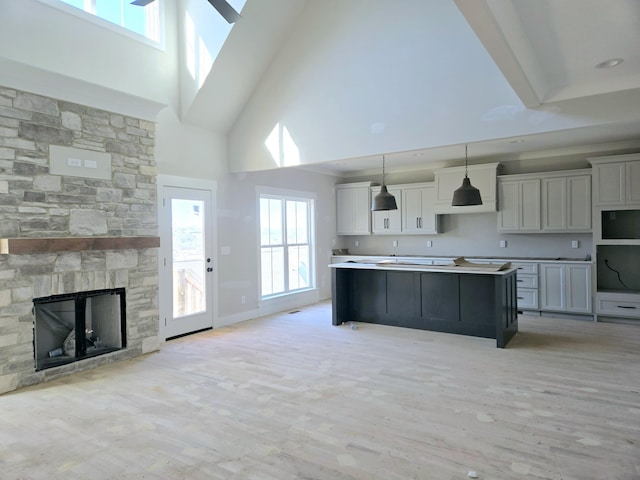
{"left": 464, "top": 144, "right": 469, "bottom": 178}
{"left": 382, "top": 155, "right": 386, "bottom": 185}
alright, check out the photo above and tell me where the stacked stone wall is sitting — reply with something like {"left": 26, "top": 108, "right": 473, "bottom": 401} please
{"left": 0, "top": 87, "right": 159, "bottom": 394}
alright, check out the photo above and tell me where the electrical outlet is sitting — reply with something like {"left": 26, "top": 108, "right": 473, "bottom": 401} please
{"left": 500, "top": 240, "right": 507, "bottom": 248}
{"left": 571, "top": 240, "right": 579, "bottom": 248}
{"left": 241, "top": 295, "right": 246, "bottom": 305}
{"left": 426, "top": 240, "right": 432, "bottom": 248}
{"left": 355, "top": 240, "right": 359, "bottom": 247}
{"left": 393, "top": 240, "right": 398, "bottom": 247}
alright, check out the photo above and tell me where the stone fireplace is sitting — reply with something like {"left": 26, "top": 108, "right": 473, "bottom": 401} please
{"left": 0, "top": 86, "right": 160, "bottom": 394}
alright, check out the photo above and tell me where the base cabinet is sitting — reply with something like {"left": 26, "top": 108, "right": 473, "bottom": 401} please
{"left": 332, "top": 267, "right": 518, "bottom": 347}
{"left": 540, "top": 264, "right": 592, "bottom": 314}
{"left": 595, "top": 292, "right": 640, "bottom": 320}
{"left": 512, "top": 262, "right": 539, "bottom": 311}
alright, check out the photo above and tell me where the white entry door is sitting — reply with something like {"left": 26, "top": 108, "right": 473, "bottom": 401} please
{"left": 158, "top": 180, "right": 216, "bottom": 340}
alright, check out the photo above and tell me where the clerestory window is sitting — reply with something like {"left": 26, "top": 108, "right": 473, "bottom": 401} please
{"left": 41, "top": 0, "right": 161, "bottom": 45}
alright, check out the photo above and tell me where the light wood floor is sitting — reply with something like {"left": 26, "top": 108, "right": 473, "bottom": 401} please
{"left": 2, "top": 302, "right": 639, "bottom": 480}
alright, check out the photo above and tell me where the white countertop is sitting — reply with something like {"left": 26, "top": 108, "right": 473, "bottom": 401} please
{"left": 331, "top": 254, "right": 592, "bottom": 264}
{"left": 329, "top": 261, "right": 517, "bottom": 276}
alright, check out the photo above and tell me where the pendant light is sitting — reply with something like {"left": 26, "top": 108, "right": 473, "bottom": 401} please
{"left": 452, "top": 144, "right": 482, "bottom": 206}
{"left": 371, "top": 155, "right": 398, "bottom": 211}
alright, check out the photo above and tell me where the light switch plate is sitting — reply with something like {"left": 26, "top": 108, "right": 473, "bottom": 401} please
{"left": 571, "top": 240, "right": 579, "bottom": 248}
{"left": 426, "top": 240, "right": 432, "bottom": 248}
{"left": 500, "top": 240, "right": 507, "bottom": 248}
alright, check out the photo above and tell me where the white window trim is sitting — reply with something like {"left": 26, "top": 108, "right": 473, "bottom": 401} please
{"left": 257, "top": 186, "right": 318, "bottom": 304}
{"left": 35, "top": 0, "right": 166, "bottom": 51}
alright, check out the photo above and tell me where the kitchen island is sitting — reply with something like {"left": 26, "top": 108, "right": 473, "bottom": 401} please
{"left": 330, "top": 260, "right": 518, "bottom": 348}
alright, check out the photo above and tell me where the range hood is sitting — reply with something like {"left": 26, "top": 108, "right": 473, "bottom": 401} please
{"left": 433, "top": 163, "right": 501, "bottom": 214}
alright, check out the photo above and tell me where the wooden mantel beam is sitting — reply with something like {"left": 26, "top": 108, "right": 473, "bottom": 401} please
{"left": 0, "top": 237, "right": 160, "bottom": 255}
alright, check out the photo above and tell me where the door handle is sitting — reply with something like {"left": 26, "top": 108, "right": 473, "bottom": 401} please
{"left": 207, "top": 267, "right": 213, "bottom": 272}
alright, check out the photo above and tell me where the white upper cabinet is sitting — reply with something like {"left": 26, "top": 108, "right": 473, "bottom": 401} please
{"left": 336, "top": 182, "right": 371, "bottom": 235}
{"left": 371, "top": 186, "right": 402, "bottom": 234}
{"left": 498, "top": 170, "right": 591, "bottom": 233}
{"left": 589, "top": 153, "right": 640, "bottom": 207}
{"left": 498, "top": 178, "right": 540, "bottom": 231}
{"left": 401, "top": 183, "right": 439, "bottom": 234}
{"left": 542, "top": 174, "right": 591, "bottom": 231}
{"left": 433, "top": 163, "right": 501, "bottom": 214}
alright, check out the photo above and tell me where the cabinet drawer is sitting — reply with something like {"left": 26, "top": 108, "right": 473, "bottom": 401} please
{"left": 511, "top": 262, "right": 538, "bottom": 274}
{"left": 516, "top": 274, "right": 538, "bottom": 288}
{"left": 597, "top": 295, "right": 640, "bottom": 318}
{"left": 516, "top": 289, "right": 538, "bottom": 310}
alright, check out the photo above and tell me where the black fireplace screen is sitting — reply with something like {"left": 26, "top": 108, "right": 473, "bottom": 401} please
{"left": 33, "top": 288, "right": 126, "bottom": 371}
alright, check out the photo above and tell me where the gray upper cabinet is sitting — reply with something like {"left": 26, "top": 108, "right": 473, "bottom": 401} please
{"left": 401, "top": 183, "right": 439, "bottom": 234}
{"left": 589, "top": 154, "right": 640, "bottom": 207}
{"left": 336, "top": 182, "right": 371, "bottom": 235}
{"left": 498, "top": 178, "right": 541, "bottom": 231}
{"left": 542, "top": 174, "right": 591, "bottom": 231}
{"left": 371, "top": 186, "right": 402, "bottom": 234}
{"left": 498, "top": 170, "right": 591, "bottom": 233}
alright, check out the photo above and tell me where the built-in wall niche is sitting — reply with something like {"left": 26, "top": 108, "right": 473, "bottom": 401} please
{"left": 33, "top": 288, "right": 126, "bottom": 371}
{"left": 601, "top": 209, "right": 640, "bottom": 240}
{"left": 596, "top": 245, "right": 640, "bottom": 293}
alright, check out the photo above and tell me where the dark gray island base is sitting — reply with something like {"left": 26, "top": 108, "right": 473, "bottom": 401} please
{"left": 330, "top": 263, "right": 518, "bottom": 348}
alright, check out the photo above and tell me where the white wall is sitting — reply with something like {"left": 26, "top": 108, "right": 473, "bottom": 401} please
{"left": 155, "top": 107, "right": 337, "bottom": 320}
{"left": 339, "top": 212, "right": 593, "bottom": 261}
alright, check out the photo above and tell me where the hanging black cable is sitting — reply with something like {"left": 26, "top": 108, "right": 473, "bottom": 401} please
{"left": 604, "top": 259, "right": 630, "bottom": 290}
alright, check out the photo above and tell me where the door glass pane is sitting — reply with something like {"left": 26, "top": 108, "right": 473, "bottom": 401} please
{"left": 172, "top": 199, "right": 206, "bottom": 318}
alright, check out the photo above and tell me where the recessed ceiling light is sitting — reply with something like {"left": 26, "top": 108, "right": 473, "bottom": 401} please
{"left": 595, "top": 58, "right": 623, "bottom": 69}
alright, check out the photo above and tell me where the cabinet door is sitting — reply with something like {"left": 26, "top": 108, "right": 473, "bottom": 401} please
{"left": 352, "top": 186, "right": 372, "bottom": 234}
{"left": 594, "top": 163, "right": 625, "bottom": 205}
{"left": 372, "top": 187, "right": 402, "bottom": 234}
{"left": 566, "top": 175, "right": 591, "bottom": 230}
{"left": 542, "top": 177, "right": 567, "bottom": 230}
{"left": 419, "top": 186, "right": 438, "bottom": 234}
{"left": 336, "top": 186, "right": 371, "bottom": 235}
{"left": 498, "top": 179, "right": 540, "bottom": 231}
{"left": 566, "top": 264, "right": 591, "bottom": 313}
{"left": 627, "top": 161, "right": 640, "bottom": 205}
{"left": 519, "top": 179, "right": 541, "bottom": 230}
{"left": 540, "top": 264, "right": 565, "bottom": 311}
{"left": 402, "top": 188, "right": 423, "bottom": 233}
{"left": 336, "top": 188, "right": 354, "bottom": 235}
{"left": 498, "top": 180, "right": 519, "bottom": 230}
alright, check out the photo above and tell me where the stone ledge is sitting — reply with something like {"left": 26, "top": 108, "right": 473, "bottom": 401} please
{"left": 0, "top": 237, "right": 160, "bottom": 254}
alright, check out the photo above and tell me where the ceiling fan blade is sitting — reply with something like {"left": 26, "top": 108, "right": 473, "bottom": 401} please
{"left": 208, "top": 0, "right": 241, "bottom": 23}
{"left": 131, "top": 0, "right": 156, "bottom": 6}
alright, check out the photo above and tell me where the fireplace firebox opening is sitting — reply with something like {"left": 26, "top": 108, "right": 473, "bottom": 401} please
{"left": 33, "top": 288, "right": 126, "bottom": 371}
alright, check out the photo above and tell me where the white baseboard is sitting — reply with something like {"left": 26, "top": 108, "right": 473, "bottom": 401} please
{"left": 216, "top": 290, "right": 320, "bottom": 328}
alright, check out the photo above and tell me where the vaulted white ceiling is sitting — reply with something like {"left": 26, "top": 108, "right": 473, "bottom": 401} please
{"left": 187, "top": 0, "right": 640, "bottom": 175}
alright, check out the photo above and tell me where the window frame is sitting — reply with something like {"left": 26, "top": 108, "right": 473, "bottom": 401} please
{"left": 257, "top": 186, "right": 316, "bottom": 301}
{"left": 35, "top": 0, "right": 165, "bottom": 50}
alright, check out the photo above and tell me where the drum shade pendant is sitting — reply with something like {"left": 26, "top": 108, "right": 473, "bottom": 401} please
{"left": 371, "top": 155, "right": 398, "bottom": 211}
{"left": 452, "top": 144, "right": 482, "bottom": 206}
